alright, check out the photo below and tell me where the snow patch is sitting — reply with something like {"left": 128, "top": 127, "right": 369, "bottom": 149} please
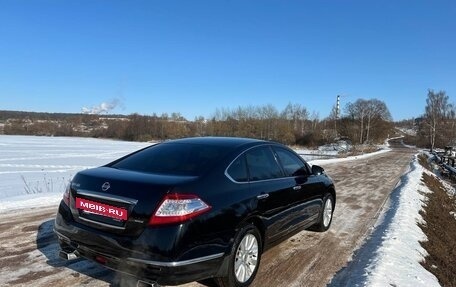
{"left": 397, "top": 127, "right": 417, "bottom": 136}
{"left": 364, "top": 155, "right": 440, "bottom": 287}
{"left": 309, "top": 147, "right": 391, "bottom": 166}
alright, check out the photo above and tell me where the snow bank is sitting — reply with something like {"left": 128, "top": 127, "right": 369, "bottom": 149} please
{"left": 0, "top": 193, "right": 64, "bottom": 213}
{"left": 309, "top": 147, "right": 391, "bottom": 166}
{"left": 363, "top": 155, "right": 440, "bottom": 287}
{"left": 397, "top": 127, "right": 417, "bottom": 137}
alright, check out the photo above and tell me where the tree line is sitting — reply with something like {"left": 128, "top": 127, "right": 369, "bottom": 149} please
{"left": 1, "top": 98, "right": 396, "bottom": 147}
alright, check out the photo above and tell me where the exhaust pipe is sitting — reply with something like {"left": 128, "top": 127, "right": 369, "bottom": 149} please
{"left": 59, "top": 249, "right": 80, "bottom": 261}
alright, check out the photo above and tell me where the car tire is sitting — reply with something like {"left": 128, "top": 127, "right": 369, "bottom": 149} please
{"left": 216, "top": 224, "right": 262, "bottom": 287}
{"left": 309, "top": 193, "right": 334, "bottom": 232}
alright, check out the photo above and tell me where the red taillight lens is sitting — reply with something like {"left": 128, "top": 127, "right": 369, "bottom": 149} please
{"left": 95, "top": 255, "right": 108, "bottom": 265}
{"left": 149, "top": 193, "right": 211, "bottom": 226}
{"left": 63, "top": 184, "right": 70, "bottom": 206}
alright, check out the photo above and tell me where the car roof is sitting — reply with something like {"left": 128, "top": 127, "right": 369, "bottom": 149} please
{"left": 164, "top": 137, "right": 268, "bottom": 148}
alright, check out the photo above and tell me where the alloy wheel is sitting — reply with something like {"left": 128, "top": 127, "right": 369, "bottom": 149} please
{"left": 234, "top": 234, "right": 259, "bottom": 283}
{"left": 323, "top": 198, "right": 333, "bottom": 227}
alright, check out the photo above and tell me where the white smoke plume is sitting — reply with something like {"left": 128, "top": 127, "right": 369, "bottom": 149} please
{"left": 81, "top": 99, "right": 123, "bottom": 115}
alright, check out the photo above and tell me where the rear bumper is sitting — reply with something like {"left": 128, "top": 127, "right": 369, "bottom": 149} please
{"left": 54, "top": 203, "right": 230, "bottom": 285}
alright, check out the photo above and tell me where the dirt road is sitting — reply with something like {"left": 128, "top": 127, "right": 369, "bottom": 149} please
{"left": 0, "top": 140, "right": 416, "bottom": 287}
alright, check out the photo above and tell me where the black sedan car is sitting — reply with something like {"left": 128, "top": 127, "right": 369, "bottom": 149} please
{"left": 54, "top": 137, "right": 336, "bottom": 287}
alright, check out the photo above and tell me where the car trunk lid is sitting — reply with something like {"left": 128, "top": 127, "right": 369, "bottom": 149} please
{"left": 69, "top": 167, "right": 197, "bottom": 236}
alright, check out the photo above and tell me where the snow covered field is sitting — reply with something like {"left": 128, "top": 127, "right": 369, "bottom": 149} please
{"left": 0, "top": 135, "right": 149, "bottom": 212}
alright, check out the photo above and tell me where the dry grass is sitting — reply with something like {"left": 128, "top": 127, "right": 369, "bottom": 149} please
{"left": 418, "top": 154, "right": 432, "bottom": 171}
{"left": 419, "top": 173, "right": 456, "bottom": 287}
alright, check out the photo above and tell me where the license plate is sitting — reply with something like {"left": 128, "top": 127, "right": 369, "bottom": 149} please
{"left": 76, "top": 197, "right": 128, "bottom": 221}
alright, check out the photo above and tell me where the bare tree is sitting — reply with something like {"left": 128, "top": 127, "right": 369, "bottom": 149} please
{"left": 365, "top": 99, "right": 392, "bottom": 143}
{"left": 424, "top": 90, "right": 451, "bottom": 151}
{"left": 310, "top": 111, "right": 319, "bottom": 131}
{"left": 448, "top": 104, "right": 456, "bottom": 145}
{"left": 281, "top": 103, "right": 309, "bottom": 136}
{"left": 345, "top": 98, "right": 392, "bottom": 144}
{"left": 346, "top": 99, "right": 368, "bottom": 144}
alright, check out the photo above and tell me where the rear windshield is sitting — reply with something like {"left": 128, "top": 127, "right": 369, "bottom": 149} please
{"left": 110, "top": 143, "right": 230, "bottom": 176}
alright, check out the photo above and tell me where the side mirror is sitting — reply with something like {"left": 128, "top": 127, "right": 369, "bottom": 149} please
{"left": 311, "top": 165, "right": 325, "bottom": 175}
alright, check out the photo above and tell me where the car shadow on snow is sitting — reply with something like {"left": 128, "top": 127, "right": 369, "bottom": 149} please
{"left": 37, "top": 219, "right": 146, "bottom": 287}
{"left": 327, "top": 160, "right": 417, "bottom": 286}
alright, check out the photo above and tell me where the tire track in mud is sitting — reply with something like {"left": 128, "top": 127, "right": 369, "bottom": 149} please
{"left": 0, "top": 140, "right": 416, "bottom": 287}
{"left": 0, "top": 207, "right": 116, "bottom": 287}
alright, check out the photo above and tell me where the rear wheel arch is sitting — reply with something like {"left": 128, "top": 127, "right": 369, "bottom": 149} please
{"left": 308, "top": 192, "right": 335, "bottom": 232}
{"left": 237, "top": 216, "right": 266, "bottom": 252}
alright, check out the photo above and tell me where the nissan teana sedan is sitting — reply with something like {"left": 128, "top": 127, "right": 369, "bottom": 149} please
{"left": 54, "top": 137, "right": 336, "bottom": 287}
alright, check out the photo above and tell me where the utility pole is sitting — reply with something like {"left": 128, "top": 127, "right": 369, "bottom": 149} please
{"left": 336, "top": 95, "right": 340, "bottom": 120}
{"left": 334, "top": 95, "right": 340, "bottom": 137}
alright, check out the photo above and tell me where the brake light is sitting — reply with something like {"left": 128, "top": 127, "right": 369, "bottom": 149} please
{"left": 63, "top": 184, "right": 70, "bottom": 206}
{"left": 149, "top": 194, "right": 211, "bottom": 226}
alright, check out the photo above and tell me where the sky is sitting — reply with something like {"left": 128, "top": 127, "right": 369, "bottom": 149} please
{"left": 1, "top": 0, "right": 455, "bottom": 121}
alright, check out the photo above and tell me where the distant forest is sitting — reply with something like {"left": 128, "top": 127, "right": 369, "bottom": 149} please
{"left": 0, "top": 100, "right": 395, "bottom": 147}
{"left": 1, "top": 92, "right": 454, "bottom": 149}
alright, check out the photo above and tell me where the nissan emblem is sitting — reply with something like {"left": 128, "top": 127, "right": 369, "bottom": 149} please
{"left": 101, "top": 182, "right": 111, "bottom": 191}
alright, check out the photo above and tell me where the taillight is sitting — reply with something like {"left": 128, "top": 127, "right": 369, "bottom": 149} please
{"left": 62, "top": 184, "right": 70, "bottom": 206}
{"left": 149, "top": 193, "right": 211, "bottom": 226}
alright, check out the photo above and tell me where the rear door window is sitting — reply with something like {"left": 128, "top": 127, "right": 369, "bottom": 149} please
{"left": 245, "top": 146, "right": 283, "bottom": 181}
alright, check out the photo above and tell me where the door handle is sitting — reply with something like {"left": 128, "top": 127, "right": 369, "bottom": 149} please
{"left": 293, "top": 185, "right": 302, "bottom": 190}
{"left": 257, "top": 194, "right": 269, "bottom": 199}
